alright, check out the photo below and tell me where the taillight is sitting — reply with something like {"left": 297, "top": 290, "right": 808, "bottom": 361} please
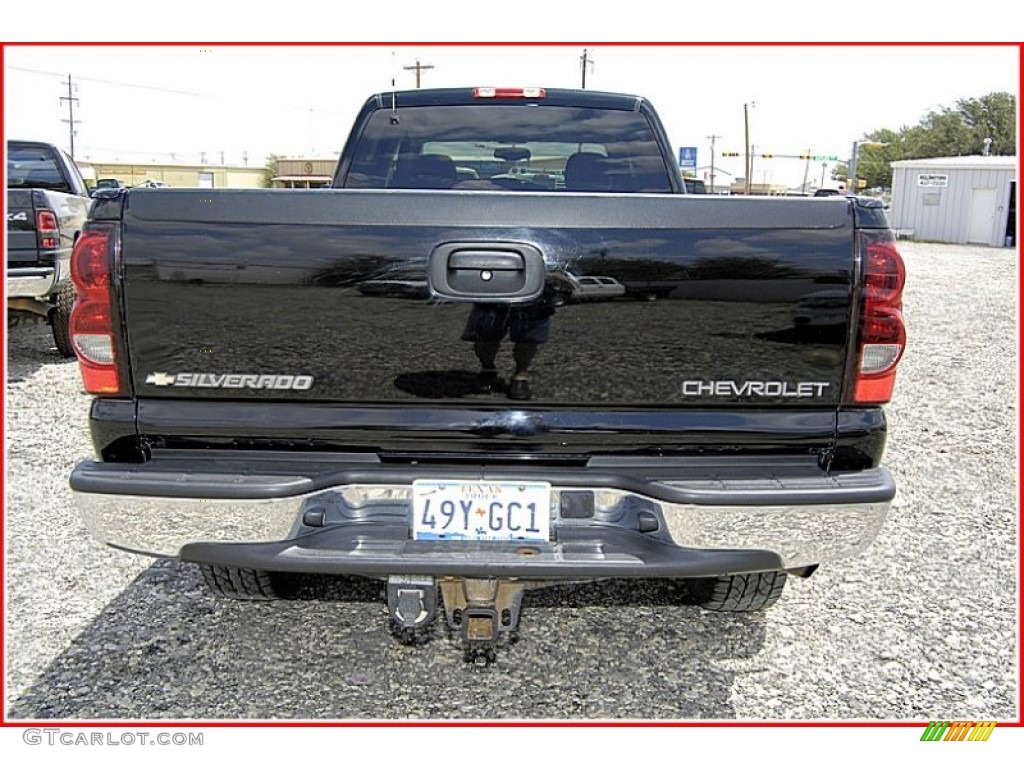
{"left": 854, "top": 231, "right": 906, "bottom": 403}
{"left": 37, "top": 209, "right": 59, "bottom": 249}
{"left": 70, "top": 224, "right": 123, "bottom": 394}
{"left": 473, "top": 87, "right": 546, "bottom": 99}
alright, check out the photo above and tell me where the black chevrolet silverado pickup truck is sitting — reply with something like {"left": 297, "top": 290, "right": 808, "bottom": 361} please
{"left": 7, "top": 140, "right": 93, "bottom": 357}
{"left": 69, "top": 87, "right": 906, "bottom": 660}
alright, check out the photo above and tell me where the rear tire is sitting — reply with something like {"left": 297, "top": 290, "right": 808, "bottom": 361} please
{"left": 51, "top": 282, "right": 75, "bottom": 358}
{"left": 694, "top": 571, "right": 787, "bottom": 612}
{"left": 200, "top": 564, "right": 284, "bottom": 600}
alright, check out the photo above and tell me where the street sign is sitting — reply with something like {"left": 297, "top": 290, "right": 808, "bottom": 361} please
{"left": 679, "top": 146, "right": 697, "bottom": 172}
{"left": 813, "top": 155, "right": 840, "bottom": 161}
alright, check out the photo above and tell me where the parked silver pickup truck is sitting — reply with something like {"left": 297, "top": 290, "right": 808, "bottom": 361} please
{"left": 7, "top": 140, "right": 92, "bottom": 357}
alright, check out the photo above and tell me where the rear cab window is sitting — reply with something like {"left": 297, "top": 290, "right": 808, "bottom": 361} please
{"left": 343, "top": 104, "right": 673, "bottom": 193}
{"left": 7, "top": 144, "right": 74, "bottom": 192}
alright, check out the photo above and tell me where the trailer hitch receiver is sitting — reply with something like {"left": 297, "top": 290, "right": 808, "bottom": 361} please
{"left": 440, "top": 578, "right": 527, "bottom": 664}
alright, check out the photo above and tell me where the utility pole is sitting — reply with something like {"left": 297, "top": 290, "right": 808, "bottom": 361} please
{"left": 748, "top": 144, "right": 755, "bottom": 193}
{"left": 847, "top": 140, "right": 889, "bottom": 194}
{"left": 403, "top": 58, "right": 434, "bottom": 88}
{"left": 580, "top": 48, "right": 594, "bottom": 89}
{"left": 707, "top": 134, "right": 721, "bottom": 193}
{"left": 59, "top": 74, "right": 80, "bottom": 160}
{"left": 743, "top": 102, "right": 753, "bottom": 195}
{"left": 848, "top": 141, "right": 859, "bottom": 193}
{"left": 801, "top": 148, "right": 811, "bottom": 194}
{"left": 820, "top": 161, "right": 827, "bottom": 189}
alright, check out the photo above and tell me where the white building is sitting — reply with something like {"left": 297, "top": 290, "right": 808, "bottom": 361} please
{"left": 889, "top": 156, "right": 1017, "bottom": 247}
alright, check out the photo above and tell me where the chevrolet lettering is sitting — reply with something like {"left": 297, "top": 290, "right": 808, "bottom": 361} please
{"left": 681, "top": 380, "right": 832, "bottom": 398}
{"left": 69, "top": 86, "right": 906, "bottom": 662}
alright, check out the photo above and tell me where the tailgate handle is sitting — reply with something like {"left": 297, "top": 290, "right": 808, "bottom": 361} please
{"left": 448, "top": 251, "right": 524, "bottom": 271}
{"left": 429, "top": 242, "right": 545, "bottom": 303}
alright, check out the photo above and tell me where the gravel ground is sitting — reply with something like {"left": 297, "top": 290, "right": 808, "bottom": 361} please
{"left": 4, "top": 241, "right": 1018, "bottom": 721}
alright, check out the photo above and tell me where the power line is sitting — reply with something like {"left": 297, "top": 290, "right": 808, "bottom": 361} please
{"left": 11, "top": 65, "right": 210, "bottom": 98}
{"left": 8, "top": 65, "right": 350, "bottom": 117}
{"left": 59, "top": 74, "right": 80, "bottom": 160}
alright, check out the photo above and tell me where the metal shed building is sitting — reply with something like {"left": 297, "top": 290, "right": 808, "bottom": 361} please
{"left": 889, "top": 156, "right": 1017, "bottom": 247}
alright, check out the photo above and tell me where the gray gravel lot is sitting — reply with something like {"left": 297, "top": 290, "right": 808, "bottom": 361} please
{"left": 4, "top": 241, "right": 1018, "bottom": 721}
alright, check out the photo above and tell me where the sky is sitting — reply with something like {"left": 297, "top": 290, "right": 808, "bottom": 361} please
{"left": 4, "top": 44, "right": 1018, "bottom": 189}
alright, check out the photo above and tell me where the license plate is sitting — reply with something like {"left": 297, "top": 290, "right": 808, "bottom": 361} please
{"left": 411, "top": 479, "right": 551, "bottom": 542}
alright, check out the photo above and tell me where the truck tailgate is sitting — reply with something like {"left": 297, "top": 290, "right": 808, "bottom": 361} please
{"left": 104, "top": 189, "right": 865, "bottom": 457}
{"left": 119, "top": 189, "right": 854, "bottom": 402}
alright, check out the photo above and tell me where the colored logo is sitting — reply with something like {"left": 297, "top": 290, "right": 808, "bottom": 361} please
{"left": 920, "top": 721, "right": 996, "bottom": 741}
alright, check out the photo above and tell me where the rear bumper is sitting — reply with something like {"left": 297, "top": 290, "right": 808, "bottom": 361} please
{"left": 7, "top": 267, "right": 58, "bottom": 299}
{"left": 71, "top": 453, "right": 894, "bottom": 577}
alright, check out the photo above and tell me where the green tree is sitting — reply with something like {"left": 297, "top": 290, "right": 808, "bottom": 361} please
{"left": 907, "top": 91, "right": 1017, "bottom": 157}
{"left": 955, "top": 92, "right": 1016, "bottom": 155}
{"left": 902, "top": 110, "right": 973, "bottom": 158}
{"left": 262, "top": 154, "right": 282, "bottom": 188}
{"left": 836, "top": 91, "right": 1016, "bottom": 189}
{"left": 833, "top": 128, "right": 904, "bottom": 189}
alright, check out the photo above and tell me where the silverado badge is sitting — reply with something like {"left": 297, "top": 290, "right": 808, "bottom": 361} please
{"left": 145, "top": 372, "right": 314, "bottom": 390}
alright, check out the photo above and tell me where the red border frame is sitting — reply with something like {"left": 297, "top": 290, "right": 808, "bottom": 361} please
{"left": 0, "top": 40, "right": 1021, "bottom": 730}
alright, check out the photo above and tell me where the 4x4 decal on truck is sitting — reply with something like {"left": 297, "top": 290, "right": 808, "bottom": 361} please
{"left": 682, "top": 380, "right": 831, "bottom": 398}
{"left": 144, "top": 372, "right": 314, "bottom": 390}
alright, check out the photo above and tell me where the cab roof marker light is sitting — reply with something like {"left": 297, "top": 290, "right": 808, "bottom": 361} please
{"left": 473, "top": 87, "right": 546, "bottom": 99}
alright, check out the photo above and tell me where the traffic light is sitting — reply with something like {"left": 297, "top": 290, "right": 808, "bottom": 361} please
{"left": 760, "top": 153, "right": 773, "bottom": 159}
{"left": 721, "top": 151, "right": 740, "bottom": 157}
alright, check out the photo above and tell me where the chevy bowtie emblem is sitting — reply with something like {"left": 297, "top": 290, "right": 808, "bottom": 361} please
{"left": 146, "top": 372, "right": 176, "bottom": 386}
